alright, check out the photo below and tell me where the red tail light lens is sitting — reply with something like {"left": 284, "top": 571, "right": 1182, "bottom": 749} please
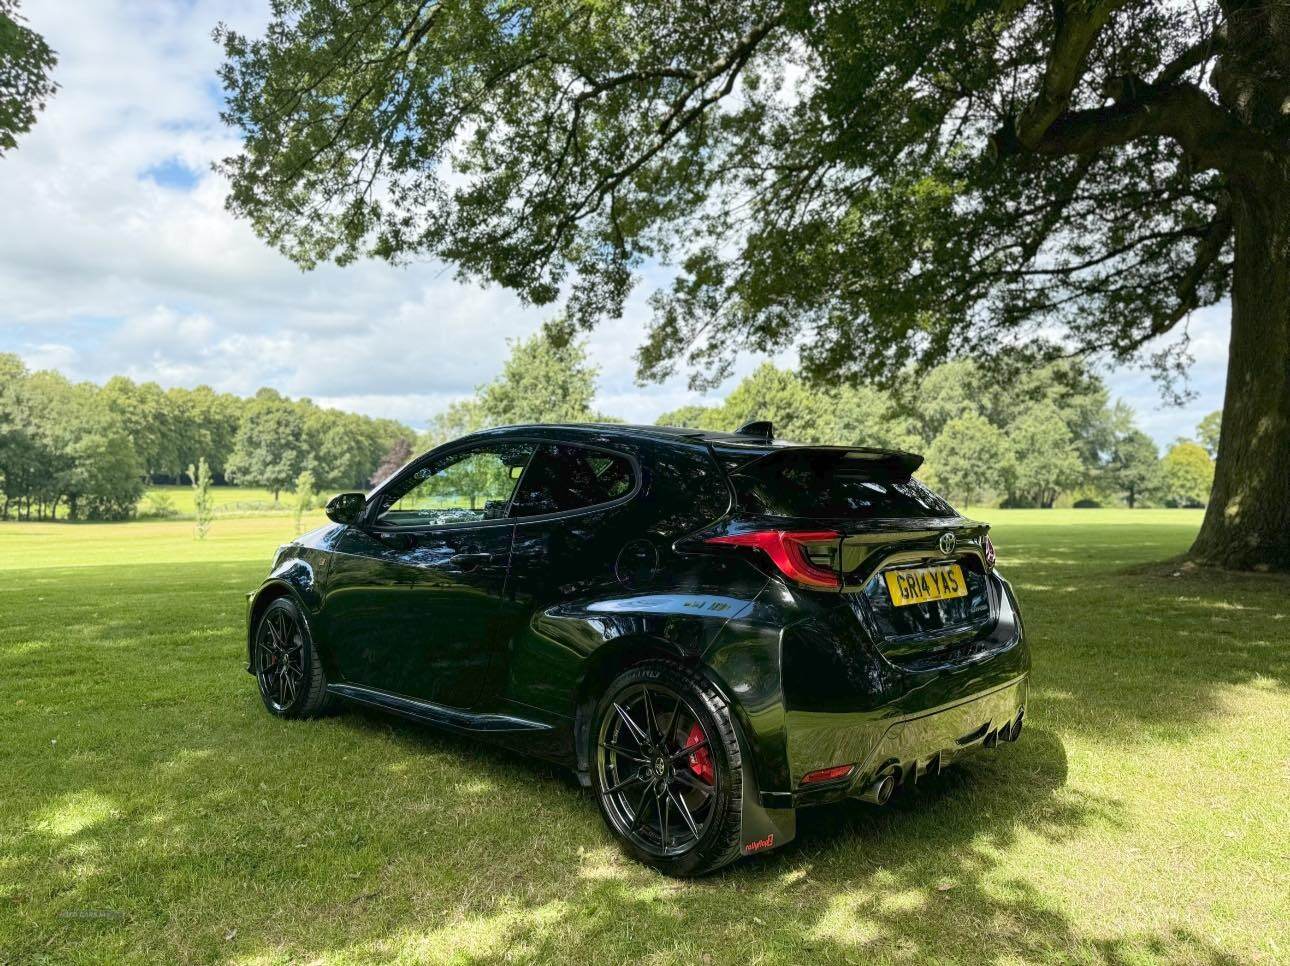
{"left": 801, "top": 763, "right": 855, "bottom": 785}
{"left": 983, "top": 534, "right": 997, "bottom": 570}
{"left": 705, "top": 530, "right": 841, "bottom": 590}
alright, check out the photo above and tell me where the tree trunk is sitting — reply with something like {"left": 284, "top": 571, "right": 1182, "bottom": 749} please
{"left": 1190, "top": 171, "right": 1290, "bottom": 570}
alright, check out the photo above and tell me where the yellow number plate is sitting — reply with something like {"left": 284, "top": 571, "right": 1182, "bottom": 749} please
{"left": 884, "top": 563, "right": 967, "bottom": 607}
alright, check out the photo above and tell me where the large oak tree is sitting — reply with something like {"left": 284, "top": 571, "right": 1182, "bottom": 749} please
{"left": 217, "top": 0, "right": 1290, "bottom": 569}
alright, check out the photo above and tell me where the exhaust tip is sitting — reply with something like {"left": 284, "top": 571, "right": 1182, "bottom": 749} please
{"left": 876, "top": 773, "right": 896, "bottom": 805}
{"left": 860, "top": 772, "right": 898, "bottom": 806}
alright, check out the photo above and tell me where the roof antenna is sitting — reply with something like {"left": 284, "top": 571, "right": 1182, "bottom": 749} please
{"left": 736, "top": 420, "right": 774, "bottom": 441}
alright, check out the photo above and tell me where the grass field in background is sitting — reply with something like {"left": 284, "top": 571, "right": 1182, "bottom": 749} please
{"left": 1, "top": 509, "right": 1287, "bottom": 964}
{"left": 137, "top": 484, "right": 300, "bottom": 519}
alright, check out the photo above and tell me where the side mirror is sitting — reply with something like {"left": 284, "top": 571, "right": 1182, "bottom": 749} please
{"left": 325, "top": 492, "right": 366, "bottom": 526}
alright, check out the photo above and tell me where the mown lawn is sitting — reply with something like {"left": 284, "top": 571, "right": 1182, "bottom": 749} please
{"left": 1, "top": 510, "right": 1286, "bottom": 964}
{"left": 138, "top": 485, "right": 299, "bottom": 519}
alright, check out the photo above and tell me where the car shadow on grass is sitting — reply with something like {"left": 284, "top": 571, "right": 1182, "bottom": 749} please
{"left": 0, "top": 694, "right": 1248, "bottom": 965}
{"left": 280, "top": 709, "right": 1240, "bottom": 965}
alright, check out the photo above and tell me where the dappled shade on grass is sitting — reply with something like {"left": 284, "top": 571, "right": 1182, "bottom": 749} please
{"left": 0, "top": 510, "right": 1285, "bottom": 963}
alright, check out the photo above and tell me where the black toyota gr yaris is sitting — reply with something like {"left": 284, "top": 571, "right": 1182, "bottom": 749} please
{"left": 246, "top": 422, "right": 1029, "bottom": 875}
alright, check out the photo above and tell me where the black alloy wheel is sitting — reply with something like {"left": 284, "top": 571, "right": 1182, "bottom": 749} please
{"left": 592, "top": 661, "right": 744, "bottom": 875}
{"left": 255, "top": 605, "right": 305, "bottom": 712}
{"left": 253, "top": 597, "right": 333, "bottom": 718}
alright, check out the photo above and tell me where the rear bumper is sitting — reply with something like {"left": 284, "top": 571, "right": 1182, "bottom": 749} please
{"left": 775, "top": 572, "right": 1030, "bottom": 808}
{"left": 790, "top": 673, "right": 1027, "bottom": 807}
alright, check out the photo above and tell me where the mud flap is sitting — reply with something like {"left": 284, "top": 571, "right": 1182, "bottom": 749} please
{"left": 735, "top": 729, "right": 796, "bottom": 857}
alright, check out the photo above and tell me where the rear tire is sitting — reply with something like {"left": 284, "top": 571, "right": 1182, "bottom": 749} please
{"left": 251, "top": 597, "right": 334, "bottom": 719}
{"left": 590, "top": 660, "right": 744, "bottom": 876}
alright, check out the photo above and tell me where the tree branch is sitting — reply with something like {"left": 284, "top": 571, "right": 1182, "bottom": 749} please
{"left": 1164, "top": 198, "right": 1232, "bottom": 324}
{"left": 1153, "top": 25, "right": 1225, "bottom": 87}
{"left": 1015, "top": 0, "right": 1132, "bottom": 150}
{"left": 1011, "top": 79, "right": 1267, "bottom": 172}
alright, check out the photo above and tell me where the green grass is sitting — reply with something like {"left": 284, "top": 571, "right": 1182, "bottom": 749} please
{"left": 137, "top": 485, "right": 301, "bottom": 519}
{"left": 1, "top": 509, "right": 1287, "bottom": 964}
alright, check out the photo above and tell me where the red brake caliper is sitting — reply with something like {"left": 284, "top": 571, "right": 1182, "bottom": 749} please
{"left": 684, "top": 722, "right": 714, "bottom": 784}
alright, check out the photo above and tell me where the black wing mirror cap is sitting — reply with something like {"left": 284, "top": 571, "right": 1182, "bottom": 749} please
{"left": 325, "top": 492, "right": 367, "bottom": 526}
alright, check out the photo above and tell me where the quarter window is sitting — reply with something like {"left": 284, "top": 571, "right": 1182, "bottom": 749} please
{"left": 510, "top": 443, "right": 635, "bottom": 517}
{"left": 375, "top": 443, "right": 535, "bottom": 527}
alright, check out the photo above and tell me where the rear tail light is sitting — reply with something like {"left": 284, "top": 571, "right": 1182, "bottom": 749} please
{"left": 983, "top": 534, "right": 997, "bottom": 570}
{"left": 801, "top": 763, "right": 855, "bottom": 785}
{"left": 704, "top": 530, "right": 841, "bottom": 590}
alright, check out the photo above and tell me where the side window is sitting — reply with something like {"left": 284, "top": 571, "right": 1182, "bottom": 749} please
{"left": 510, "top": 443, "right": 636, "bottom": 517}
{"left": 375, "top": 443, "right": 535, "bottom": 527}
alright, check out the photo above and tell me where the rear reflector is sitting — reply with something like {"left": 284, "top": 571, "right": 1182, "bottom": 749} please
{"left": 705, "top": 530, "right": 841, "bottom": 589}
{"left": 801, "top": 764, "right": 855, "bottom": 785}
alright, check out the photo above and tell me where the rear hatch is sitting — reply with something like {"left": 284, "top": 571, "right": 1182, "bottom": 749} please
{"left": 717, "top": 446, "right": 996, "bottom": 665}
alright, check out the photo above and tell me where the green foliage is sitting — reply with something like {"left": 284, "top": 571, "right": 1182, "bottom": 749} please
{"left": 658, "top": 358, "right": 1139, "bottom": 508}
{"left": 425, "top": 398, "right": 486, "bottom": 450}
{"left": 478, "top": 331, "right": 599, "bottom": 427}
{"left": 655, "top": 403, "right": 730, "bottom": 433}
{"left": 138, "top": 491, "right": 179, "bottom": 520}
{"left": 925, "top": 414, "right": 1014, "bottom": 508}
{"left": 1161, "top": 441, "right": 1215, "bottom": 507}
{"left": 0, "top": 0, "right": 56, "bottom": 156}
{"left": 1008, "top": 403, "right": 1085, "bottom": 509}
{"left": 63, "top": 425, "right": 145, "bottom": 521}
{"left": 1, "top": 357, "right": 415, "bottom": 519}
{"left": 405, "top": 450, "right": 515, "bottom": 516}
{"left": 1197, "top": 410, "right": 1222, "bottom": 458}
{"left": 225, "top": 389, "right": 307, "bottom": 500}
{"left": 216, "top": 0, "right": 1240, "bottom": 396}
{"left": 424, "top": 330, "right": 601, "bottom": 447}
{"left": 1103, "top": 412, "right": 1161, "bottom": 509}
{"left": 658, "top": 363, "right": 918, "bottom": 451}
{"left": 96, "top": 377, "right": 246, "bottom": 483}
{"left": 189, "top": 457, "right": 214, "bottom": 540}
{"left": 0, "top": 344, "right": 1169, "bottom": 517}
{"left": 720, "top": 364, "right": 839, "bottom": 444}
{"left": 101, "top": 377, "right": 180, "bottom": 479}
{"left": 0, "top": 356, "right": 144, "bottom": 520}
{"left": 292, "top": 468, "right": 316, "bottom": 534}
{"left": 303, "top": 406, "right": 383, "bottom": 491}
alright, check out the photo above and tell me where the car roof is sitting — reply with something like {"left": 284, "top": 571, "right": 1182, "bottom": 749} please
{"left": 466, "top": 423, "right": 922, "bottom": 470}
{"left": 470, "top": 422, "right": 779, "bottom": 448}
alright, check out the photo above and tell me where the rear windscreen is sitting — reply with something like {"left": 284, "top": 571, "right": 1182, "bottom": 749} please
{"left": 731, "top": 451, "right": 956, "bottom": 519}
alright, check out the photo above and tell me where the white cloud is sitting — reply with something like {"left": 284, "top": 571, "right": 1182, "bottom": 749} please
{"left": 0, "top": 1, "right": 1228, "bottom": 443}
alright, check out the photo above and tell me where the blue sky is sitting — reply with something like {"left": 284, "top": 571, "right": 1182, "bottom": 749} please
{"left": 0, "top": 1, "right": 1228, "bottom": 443}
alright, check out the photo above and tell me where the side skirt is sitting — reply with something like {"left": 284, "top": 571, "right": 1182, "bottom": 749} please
{"left": 327, "top": 683, "right": 555, "bottom": 734}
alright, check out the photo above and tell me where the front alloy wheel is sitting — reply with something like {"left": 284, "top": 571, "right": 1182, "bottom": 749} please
{"left": 252, "top": 597, "right": 333, "bottom": 718}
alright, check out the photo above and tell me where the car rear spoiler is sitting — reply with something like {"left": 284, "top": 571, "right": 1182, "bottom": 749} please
{"left": 717, "top": 445, "right": 925, "bottom": 481}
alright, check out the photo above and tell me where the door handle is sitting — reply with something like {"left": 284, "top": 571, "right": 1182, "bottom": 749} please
{"left": 448, "top": 552, "right": 492, "bottom": 570}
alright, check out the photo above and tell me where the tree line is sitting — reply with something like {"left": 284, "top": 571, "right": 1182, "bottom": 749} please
{"left": 1, "top": 334, "right": 1218, "bottom": 522}
{"left": 420, "top": 332, "right": 1217, "bottom": 512}
{"left": 658, "top": 359, "right": 1217, "bottom": 510}
{"left": 0, "top": 354, "right": 414, "bottom": 521}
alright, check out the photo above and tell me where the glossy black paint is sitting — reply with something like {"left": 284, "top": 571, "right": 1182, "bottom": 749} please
{"left": 324, "top": 491, "right": 365, "bottom": 525}
{"left": 247, "top": 423, "right": 1030, "bottom": 857}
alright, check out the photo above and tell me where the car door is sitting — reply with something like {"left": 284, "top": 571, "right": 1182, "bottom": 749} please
{"left": 500, "top": 441, "right": 642, "bottom": 714}
{"left": 323, "top": 440, "right": 535, "bottom": 709}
